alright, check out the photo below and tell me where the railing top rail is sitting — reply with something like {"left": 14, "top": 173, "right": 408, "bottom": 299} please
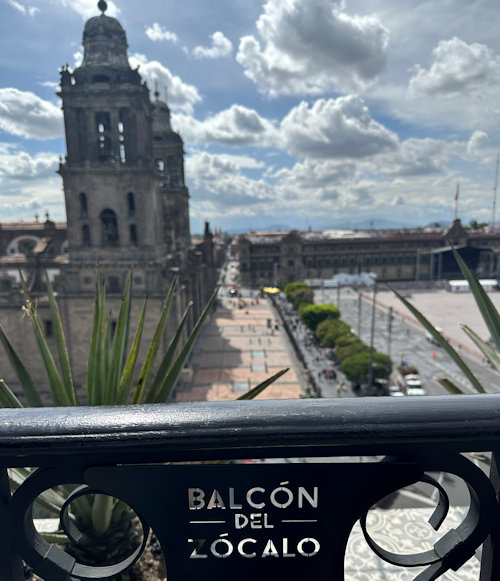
{"left": 1, "top": 394, "right": 500, "bottom": 466}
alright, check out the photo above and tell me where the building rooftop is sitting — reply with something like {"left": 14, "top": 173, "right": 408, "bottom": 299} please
{"left": 0, "top": 221, "right": 66, "bottom": 231}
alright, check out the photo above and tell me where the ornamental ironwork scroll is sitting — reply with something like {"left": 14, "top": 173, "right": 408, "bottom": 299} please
{"left": 8, "top": 455, "right": 499, "bottom": 581}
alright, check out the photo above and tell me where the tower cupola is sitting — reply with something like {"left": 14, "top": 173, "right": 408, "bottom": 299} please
{"left": 81, "top": 1, "right": 129, "bottom": 70}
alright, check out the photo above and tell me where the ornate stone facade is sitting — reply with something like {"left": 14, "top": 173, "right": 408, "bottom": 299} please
{"left": 238, "top": 221, "right": 500, "bottom": 289}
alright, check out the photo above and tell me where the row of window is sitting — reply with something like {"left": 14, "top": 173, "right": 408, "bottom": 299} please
{"left": 243, "top": 255, "right": 418, "bottom": 271}
{"left": 79, "top": 192, "right": 135, "bottom": 218}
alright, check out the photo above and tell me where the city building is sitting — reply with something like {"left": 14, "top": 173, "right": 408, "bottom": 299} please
{"left": 0, "top": 2, "right": 216, "bottom": 396}
{"left": 238, "top": 220, "right": 500, "bottom": 288}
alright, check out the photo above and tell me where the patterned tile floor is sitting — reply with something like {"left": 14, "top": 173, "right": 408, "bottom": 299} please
{"left": 345, "top": 507, "right": 479, "bottom": 580}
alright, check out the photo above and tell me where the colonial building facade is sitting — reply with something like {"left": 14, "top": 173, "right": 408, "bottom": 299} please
{"left": 238, "top": 221, "right": 500, "bottom": 289}
{"left": 0, "top": 2, "right": 216, "bottom": 396}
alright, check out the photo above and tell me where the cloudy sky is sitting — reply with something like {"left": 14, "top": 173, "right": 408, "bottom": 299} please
{"left": 2, "top": 0, "right": 500, "bottom": 233}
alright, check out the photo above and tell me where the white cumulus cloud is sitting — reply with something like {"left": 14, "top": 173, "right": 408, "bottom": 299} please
{"left": 129, "top": 54, "right": 201, "bottom": 113}
{"left": 0, "top": 88, "right": 63, "bottom": 140}
{"left": 409, "top": 37, "right": 500, "bottom": 96}
{"left": 280, "top": 96, "right": 398, "bottom": 159}
{"left": 174, "top": 105, "right": 280, "bottom": 147}
{"left": 236, "top": 0, "right": 389, "bottom": 96}
{"left": 467, "top": 130, "right": 488, "bottom": 158}
{"left": 7, "top": 0, "right": 39, "bottom": 16}
{"left": 193, "top": 32, "right": 233, "bottom": 60}
{"left": 0, "top": 145, "right": 59, "bottom": 180}
{"left": 187, "top": 151, "right": 274, "bottom": 212}
{"left": 145, "top": 23, "right": 178, "bottom": 44}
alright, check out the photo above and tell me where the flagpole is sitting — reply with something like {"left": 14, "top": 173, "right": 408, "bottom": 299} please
{"left": 492, "top": 153, "right": 499, "bottom": 228}
{"left": 454, "top": 182, "right": 459, "bottom": 220}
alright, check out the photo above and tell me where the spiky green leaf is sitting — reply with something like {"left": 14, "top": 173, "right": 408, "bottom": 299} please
{"left": 115, "top": 299, "right": 147, "bottom": 404}
{"left": 9, "top": 468, "right": 65, "bottom": 514}
{"left": 19, "top": 276, "right": 72, "bottom": 406}
{"left": 144, "top": 302, "right": 193, "bottom": 403}
{"left": 87, "top": 276, "right": 103, "bottom": 405}
{"left": 460, "top": 324, "right": 500, "bottom": 374}
{"left": 0, "top": 380, "right": 23, "bottom": 408}
{"left": 436, "top": 377, "right": 466, "bottom": 395}
{"left": 132, "top": 278, "right": 177, "bottom": 404}
{"left": 92, "top": 494, "right": 114, "bottom": 536}
{"left": 148, "top": 286, "right": 219, "bottom": 403}
{"left": 88, "top": 279, "right": 108, "bottom": 406}
{"left": 44, "top": 272, "right": 76, "bottom": 405}
{"left": 237, "top": 368, "right": 290, "bottom": 400}
{"left": 105, "top": 273, "right": 132, "bottom": 404}
{"left": 452, "top": 247, "right": 500, "bottom": 351}
{"left": 41, "top": 533, "right": 70, "bottom": 544}
{"left": 0, "top": 325, "right": 43, "bottom": 407}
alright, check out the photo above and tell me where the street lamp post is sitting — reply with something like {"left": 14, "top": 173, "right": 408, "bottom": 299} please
{"left": 367, "top": 284, "right": 377, "bottom": 390}
{"left": 387, "top": 306, "right": 393, "bottom": 359}
{"left": 357, "top": 291, "right": 362, "bottom": 337}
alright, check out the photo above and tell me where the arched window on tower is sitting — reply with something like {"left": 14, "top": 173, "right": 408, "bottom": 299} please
{"left": 96, "top": 112, "right": 112, "bottom": 162}
{"left": 79, "top": 193, "right": 88, "bottom": 218}
{"left": 127, "top": 192, "right": 135, "bottom": 216}
{"left": 130, "top": 224, "right": 138, "bottom": 247}
{"left": 100, "top": 209, "right": 119, "bottom": 247}
{"left": 118, "top": 111, "right": 126, "bottom": 164}
{"left": 82, "top": 225, "right": 91, "bottom": 247}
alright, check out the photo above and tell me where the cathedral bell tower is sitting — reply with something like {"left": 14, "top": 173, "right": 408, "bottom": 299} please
{"left": 57, "top": 0, "right": 168, "bottom": 294}
{"left": 151, "top": 88, "right": 191, "bottom": 264}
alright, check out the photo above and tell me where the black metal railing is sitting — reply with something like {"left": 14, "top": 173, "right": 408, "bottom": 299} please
{"left": 1, "top": 394, "right": 500, "bottom": 580}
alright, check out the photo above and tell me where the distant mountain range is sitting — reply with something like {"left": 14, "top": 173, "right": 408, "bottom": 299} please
{"left": 224, "top": 217, "right": 452, "bottom": 235}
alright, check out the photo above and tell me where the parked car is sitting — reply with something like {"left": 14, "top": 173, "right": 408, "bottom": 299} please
{"left": 389, "top": 385, "right": 405, "bottom": 397}
{"left": 407, "top": 386, "right": 426, "bottom": 396}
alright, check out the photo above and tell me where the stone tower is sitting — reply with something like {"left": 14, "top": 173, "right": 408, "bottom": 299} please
{"left": 57, "top": 0, "right": 188, "bottom": 297}
{"left": 36, "top": 0, "right": 214, "bottom": 389}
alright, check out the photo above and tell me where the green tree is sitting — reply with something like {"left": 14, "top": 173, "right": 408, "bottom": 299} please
{"left": 340, "top": 351, "right": 392, "bottom": 384}
{"left": 315, "top": 319, "right": 351, "bottom": 348}
{"left": 336, "top": 340, "right": 369, "bottom": 363}
{"left": 298, "top": 303, "right": 340, "bottom": 331}
{"left": 333, "top": 333, "right": 359, "bottom": 349}
{"left": 468, "top": 219, "right": 488, "bottom": 230}
{"left": 284, "top": 282, "right": 310, "bottom": 302}
{"left": 289, "top": 287, "right": 314, "bottom": 310}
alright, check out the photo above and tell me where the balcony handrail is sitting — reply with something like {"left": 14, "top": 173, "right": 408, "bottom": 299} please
{"left": 0, "top": 394, "right": 500, "bottom": 466}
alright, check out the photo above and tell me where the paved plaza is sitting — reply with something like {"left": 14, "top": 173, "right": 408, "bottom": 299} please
{"left": 175, "top": 293, "right": 303, "bottom": 402}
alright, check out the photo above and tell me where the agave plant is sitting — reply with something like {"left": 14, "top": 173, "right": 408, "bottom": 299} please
{"left": 389, "top": 247, "right": 500, "bottom": 395}
{"left": 0, "top": 272, "right": 288, "bottom": 574}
